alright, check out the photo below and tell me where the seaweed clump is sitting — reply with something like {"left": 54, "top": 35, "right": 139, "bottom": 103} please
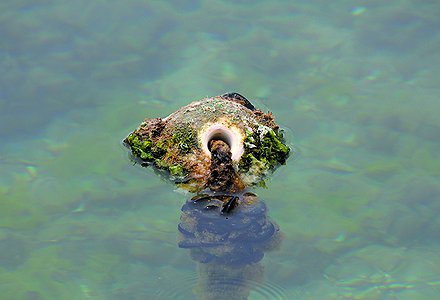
{"left": 239, "top": 125, "right": 290, "bottom": 184}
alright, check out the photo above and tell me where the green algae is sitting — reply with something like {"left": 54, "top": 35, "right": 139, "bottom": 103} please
{"left": 0, "top": 177, "right": 49, "bottom": 230}
{"left": 84, "top": 253, "right": 122, "bottom": 284}
{"left": 0, "top": 246, "right": 82, "bottom": 299}
{"left": 125, "top": 127, "right": 196, "bottom": 159}
{"left": 125, "top": 130, "right": 191, "bottom": 180}
{"left": 170, "top": 128, "right": 197, "bottom": 154}
{"left": 125, "top": 133, "right": 167, "bottom": 162}
{"left": 168, "top": 164, "right": 185, "bottom": 177}
{"left": 240, "top": 126, "right": 290, "bottom": 177}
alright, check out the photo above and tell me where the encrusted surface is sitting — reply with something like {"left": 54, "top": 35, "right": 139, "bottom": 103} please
{"left": 123, "top": 94, "right": 290, "bottom": 192}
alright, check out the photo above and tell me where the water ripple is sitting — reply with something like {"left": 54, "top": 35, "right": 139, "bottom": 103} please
{"left": 153, "top": 272, "right": 288, "bottom": 299}
{"left": 248, "top": 279, "right": 288, "bottom": 300}
{"left": 153, "top": 273, "right": 198, "bottom": 300}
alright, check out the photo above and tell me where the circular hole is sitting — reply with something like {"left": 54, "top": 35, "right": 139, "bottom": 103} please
{"left": 201, "top": 124, "right": 244, "bottom": 161}
{"left": 207, "top": 131, "right": 232, "bottom": 152}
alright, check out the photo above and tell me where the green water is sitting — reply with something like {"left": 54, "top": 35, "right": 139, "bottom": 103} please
{"left": 1, "top": 1, "right": 440, "bottom": 299}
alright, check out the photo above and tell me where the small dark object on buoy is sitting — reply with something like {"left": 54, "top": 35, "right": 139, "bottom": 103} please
{"left": 221, "top": 92, "right": 256, "bottom": 111}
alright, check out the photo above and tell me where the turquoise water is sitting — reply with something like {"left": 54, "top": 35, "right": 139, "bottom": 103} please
{"left": 1, "top": 1, "right": 440, "bottom": 299}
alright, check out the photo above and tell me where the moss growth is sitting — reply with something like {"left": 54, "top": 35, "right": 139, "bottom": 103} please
{"left": 125, "top": 133, "right": 167, "bottom": 162}
{"left": 171, "top": 128, "right": 196, "bottom": 153}
{"left": 168, "top": 164, "right": 185, "bottom": 177}
{"left": 0, "top": 246, "right": 83, "bottom": 299}
{"left": 124, "top": 127, "right": 196, "bottom": 159}
{"left": 125, "top": 130, "right": 190, "bottom": 181}
{"left": 261, "top": 128, "right": 290, "bottom": 165}
{"left": 239, "top": 126, "right": 290, "bottom": 175}
{"left": 0, "top": 177, "right": 49, "bottom": 229}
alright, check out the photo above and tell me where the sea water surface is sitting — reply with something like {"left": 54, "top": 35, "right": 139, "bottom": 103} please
{"left": 1, "top": 1, "right": 440, "bottom": 299}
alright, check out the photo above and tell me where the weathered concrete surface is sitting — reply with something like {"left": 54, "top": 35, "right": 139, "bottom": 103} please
{"left": 123, "top": 93, "right": 290, "bottom": 192}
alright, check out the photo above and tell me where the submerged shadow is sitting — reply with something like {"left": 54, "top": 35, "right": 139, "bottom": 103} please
{"left": 177, "top": 191, "right": 282, "bottom": 300}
